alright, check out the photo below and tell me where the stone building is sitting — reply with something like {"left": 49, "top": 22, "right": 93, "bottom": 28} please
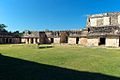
{"left": 21, "top": 30, "right": 88, "bottom": 46}
{"left": 21, "top": 31, "right": 50, "bottom": 44}
{"left": 87, "top": 12, "right": 120, "bottom": 47}
{"left": 0, "top": 31, "right": 21, "bottom": 44}
{"left": 22, "top": 12, "right": 120, "bottom": 47}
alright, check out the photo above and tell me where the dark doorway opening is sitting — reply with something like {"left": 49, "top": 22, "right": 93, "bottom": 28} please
{"left": 99, "top": 38, "right": 106, "bottom": 45}
{"left": 51, "top": 38, "right": 54, "bottom": 43}
{"left": 6, "top": 38, "right": 9, "bottom": 43}
{"left": 9, "top": 39, "right": 12, "bottom": 43}
{"left": 31, "top": 38, "right": 34, "bottom": 44}
{"left": 2, "top": 38, "right": 5, "bottom": 44}
{"left": 88, "top": 28, "right": 90, "bottom": 33}
{"left": 27, "top": 38, "right": 29, "bottom": 43}
{"left": 35, "top": 38, "right": 37, "bottom": 43}
{"left": 65, "top": 37, "right": 68, "bottom": 43}
{"left": 76, "top": 37, "right": 79, "bottom": 44}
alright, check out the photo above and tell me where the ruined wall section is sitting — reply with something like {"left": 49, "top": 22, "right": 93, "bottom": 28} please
{"left": 106, "top": 36, "right": 119, "bottom": 47}
{"left": 86, "top": 12, "right": 120, "bottom": 27}
{"left": 87, "top": 37, "right": 99, "bottom": 46}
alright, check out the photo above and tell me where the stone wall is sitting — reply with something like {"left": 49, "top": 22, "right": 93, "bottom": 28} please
{"left": 103, "top": 17, "right": 110, "bottom": 25}
{"left": 79, "top": 38, "right": 87, "bottom": 46}
{"left": 87, "top": 12, "right": 120, "bottom": 27}
{"left": 68, "top": 37, "right": 76, "bottom": 44}
{"left": 106, "top": 36, "right": 119, "bottom": 47}
{"left": 21, "top": 38, "right": 26, "bottom": 43}
{"left": 87, "top": 37, "right": 99, "bottom": 46}
{"left": 54, "top": 38, "right": 60, "bottom": 44}
{"left": 12, "top": 38, "right": 21, "bottom": 44}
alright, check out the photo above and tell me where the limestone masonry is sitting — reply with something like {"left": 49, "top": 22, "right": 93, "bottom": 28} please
{"left": 21, "top": 12, "right": 120, "bottom": 47}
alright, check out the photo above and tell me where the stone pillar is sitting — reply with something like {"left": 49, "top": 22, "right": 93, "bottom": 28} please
{"left": 12, "top": 38, "right": 14, "bottom": 43}
{"left": 11, "top": 38, "right": 13, "bottom": 43}
{"left": 14, "top": 38, "right": 17, "bottom": 43}
{"left": 37, "top": 38, "right": 40, "bottom": 43}
{"left": 33, "top": 38, "right": 36, "bottom": 44}
{"left": 26, "top": 38, "right": 29, "bottom": 44}
{"left": 0, "top": 38, "right": 2, "bottom": 43}
{"left": 29, "top": 38, "right": 31, "bottom": 44}
{"left": 4, "top": 38, "right": 6, "bottom": 43}
{"left": 8, "top": 38, "right": 10, "bottom": 43}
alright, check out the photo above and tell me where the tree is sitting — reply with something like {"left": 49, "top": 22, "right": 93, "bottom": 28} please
{"left": 12, "top": 31, "right": 23, "bottom": 37}
{"left": 0, "top": 24, "right": 7, "bottom": 30}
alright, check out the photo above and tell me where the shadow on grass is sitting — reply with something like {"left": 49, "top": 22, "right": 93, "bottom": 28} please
{"left": 38, "top": 46, "right": 53, "bottom": 49}
{"left": 0, "top": 54, "right": 120, "bottom": 80}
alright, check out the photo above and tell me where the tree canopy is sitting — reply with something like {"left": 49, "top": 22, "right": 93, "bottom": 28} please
{"left": 0, "top": 24, "right": 23, "bottom": 37}
{"left": 0, "top": 24, "right": 7, "bottom": 30}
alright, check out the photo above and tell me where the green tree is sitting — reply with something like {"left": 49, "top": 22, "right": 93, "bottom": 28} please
{"left": 12, "top": 31, "right": 23, "bottom": 37}
{"left": 0, "top": 24, "right": 7, "bottom": 30}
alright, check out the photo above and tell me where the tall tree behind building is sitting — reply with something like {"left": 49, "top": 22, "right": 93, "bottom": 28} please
{"left": 0, "top": 24, "right": 7, "bottom": 29}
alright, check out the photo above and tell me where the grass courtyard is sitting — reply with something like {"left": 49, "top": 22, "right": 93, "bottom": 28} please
{"left": 0, "top": 44, "right": 120, "bottom": 80}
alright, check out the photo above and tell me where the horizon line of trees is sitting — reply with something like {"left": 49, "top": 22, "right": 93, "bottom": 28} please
{"left": 0, "top": 24, "right": 23, "bottom": 37}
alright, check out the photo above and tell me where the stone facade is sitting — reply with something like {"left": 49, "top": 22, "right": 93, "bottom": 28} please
{"left": 87, "top": 12, "right": 120, "bottom": 47}
{"left": 21, "top": 12, "right": 120, "bottom": 47}
{"left": 87, "top": 12, "right": 120, "bottom": 27}
{"left": 79, "top": 37, "right": 87, "bottom": 46}
{"left": 54, "top": 38, "right": 60, "bottom": 44}
{"left": 106, "top": 36, "right": 119, "bottom": 47}
{"left": 0, "top": 31, "right": 21, "bottom": 44}
{"left": 22, "top": 30, "right": 87, "bottom": 45}
{"left": 87, "top": 37, "right": 99, "bottom": 46}
{"left": 21, "top": 31, "right": 51, "bottom": 44}
{"left": 68, "top": 37, "right": 77, "bottom": 44}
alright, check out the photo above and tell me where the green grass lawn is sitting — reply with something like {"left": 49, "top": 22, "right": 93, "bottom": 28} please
{"left": 0, "top": 44, "right": 120, "bottom": 80}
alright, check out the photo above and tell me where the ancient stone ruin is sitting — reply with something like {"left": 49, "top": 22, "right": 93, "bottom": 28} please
{"left": 5, "top": 12, "right": 119, "bottom": 47}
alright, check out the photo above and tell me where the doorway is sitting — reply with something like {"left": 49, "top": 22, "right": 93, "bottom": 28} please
{"left": 76, "top": 37, "right": 79, "bottom": 44}
{"left": 51, "top": 38, "right": 54, "bottom": 43}
{"left": 99, "top": 38, "right": 106, "bottom": 45}
{"left": 31, "top": 38, "right": 34, "bottom": 44}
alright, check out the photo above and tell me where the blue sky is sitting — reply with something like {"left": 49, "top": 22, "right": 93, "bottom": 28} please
{"left": 0, "top": 0, "right": 120, "bottom": 31}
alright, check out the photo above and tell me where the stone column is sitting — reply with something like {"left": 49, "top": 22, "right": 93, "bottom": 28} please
{"left": 33, "top": 38, "right": 36, "bottom": 44}
{"left": 26, "top": 38, "right": 28, "bottom": 44}
{"left": 29, "top": 38, "right": 31, "bottom": 44}
{"left": 0, "top": 38, "right": 2, "bottom": 43}
{"left": 0, "top": 38, "right": 3, "bottom": 43}
{"left": 4, "top": 38, "right": 6, "bottom": 43}
{"left": 10, "top": 38, "right": 13, "bottom": 43}
{"left": 11, "top": 38, "right": 13, "bottom": 43}
{"left": 37, "top": 38, "right": 40, "bottom": 43}
{"left": 14, "top": 38, "right": 17, "bottom": 43}
{"left": 8, "top": 38, "right": 10, "bottom": 43}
